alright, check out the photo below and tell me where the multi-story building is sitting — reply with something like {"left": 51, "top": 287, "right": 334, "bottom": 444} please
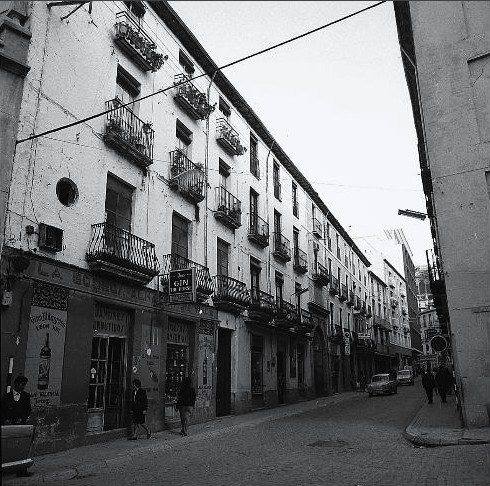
{"left": 415, "top": 265, "right": 433, "bottom": 311}
{"left": 418, "top": 308, "right": 441, "bottom": 371}
{"left": 0, "top": 1, "right": 373, "bottom": 453}
{"left": 394, "top": 1, "right": 489, "bottom": 427}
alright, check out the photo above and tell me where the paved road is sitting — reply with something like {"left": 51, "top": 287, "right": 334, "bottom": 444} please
{"left": 8, "top": 383, "right": 490, "bottom": 485}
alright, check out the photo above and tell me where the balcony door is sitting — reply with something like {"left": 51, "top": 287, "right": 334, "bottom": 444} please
{"left": 217, "top": 238, "right": 229, "bottom": 277}
{"left": 293, "top": 227, "right": 299, "bottom": 259}
{"left": 250, "top": 189, "right": 258, "bottom": 230}
{"left": 250, "top": 258, "right": 261, "bottom": 299}
{"left": 274, "top": 210, "right": 281, "bottom": 249}
{"left": 171, "top": 213, "right": 189, "bottom": 269}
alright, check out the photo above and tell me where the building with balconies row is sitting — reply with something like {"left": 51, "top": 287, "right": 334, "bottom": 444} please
{"left": 1, "top": 0, "right": 372, "bottom": 454}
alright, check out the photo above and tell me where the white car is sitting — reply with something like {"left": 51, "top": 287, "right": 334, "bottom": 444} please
{"left": 1, "top": 424, "right": 35, "bottom": 475}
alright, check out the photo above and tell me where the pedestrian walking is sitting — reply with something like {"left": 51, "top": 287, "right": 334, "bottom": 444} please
{"left": 175, "top": 377, "right": 196, "bottom": 436}
{"left": 129, "top": 379, "right": 151, "bottom": 440}
{"left": 434, "top": 365, "right": 453, "bottom": 404}
{"left": 421, "top": 368, "right": 436, "bottom": 404}
{"left": 2, "top": 375, "right": 32, "bottom": 425}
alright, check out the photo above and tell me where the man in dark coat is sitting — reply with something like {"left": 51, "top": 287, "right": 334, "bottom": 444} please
{"left": 2, "top": 375, "right": 31, "bottom": 425}
{"left": 175, "top": 377, "right": 196, "bottom": 436}
{"left": 421, "top": 369, "right": 436, "bottom": 404}
{"left": 129, "top": 379, "right": 150, "bottom": 440}
{"left": 434, "top": 365, "right": 453, "bottom": 403}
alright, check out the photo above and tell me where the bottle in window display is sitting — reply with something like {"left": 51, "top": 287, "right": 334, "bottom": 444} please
{"left": 38, "top": 332, "right": 51, "bottom": 390}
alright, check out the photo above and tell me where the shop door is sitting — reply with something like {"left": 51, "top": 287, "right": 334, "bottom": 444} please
{"left": 250, "top": 335, "right": 264, "bottom": 408}
{"left": 277, "top": 348, "right": 286, "bottom": 404}
{"left": 216, "top": 328, "right": 232, "bottom": 416}
{"left": 165, "top": 344, "right": 188, "bottom": 400}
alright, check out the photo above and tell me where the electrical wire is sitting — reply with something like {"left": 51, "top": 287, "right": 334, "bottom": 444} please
{"left": 16, "top": 0, "right": 386, "bottom": 145}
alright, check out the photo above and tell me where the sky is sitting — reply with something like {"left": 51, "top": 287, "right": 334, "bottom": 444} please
{"left": 169, "top": 1, "right": 433, "bottom": 267}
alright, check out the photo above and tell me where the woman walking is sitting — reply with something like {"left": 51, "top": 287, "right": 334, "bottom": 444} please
{"left": 175, "top": 377, "right": 196, "bottom": 436}
{"left": 129, "top": 379, "right": 151, "bottom": 440}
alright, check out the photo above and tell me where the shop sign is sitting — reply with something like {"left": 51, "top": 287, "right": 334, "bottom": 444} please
{"left": 167, "top": 320, "right": 190, "bottom": 345}
{"left": 24, "top": 282, "right": 68, "bottom": 408}
{"left": 169, "top": 268, "right": 196, "bottom": 302}
{"left": 93, "top": 302, "right": 131, "bottom": 337}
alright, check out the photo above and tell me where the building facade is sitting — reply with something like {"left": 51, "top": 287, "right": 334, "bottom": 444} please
{"left": 1, "top": 1, "right": 377, "bottom": 453}
{"left": 418, "top": 307, "right": 441, "bottom": 372}
{"left": 395, "top": 1, "right": 490, "bottom": 427}
{"left": 415, "top": 265, "right": 433, "bottom": 311}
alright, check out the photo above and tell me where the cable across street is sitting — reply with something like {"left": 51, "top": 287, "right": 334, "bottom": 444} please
{"left": 16, "top": 0, "right": 386, "bottom": 145}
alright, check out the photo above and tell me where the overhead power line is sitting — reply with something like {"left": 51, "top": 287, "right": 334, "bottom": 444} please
{"left": 16, "top": 1, "right": 386, "bottom": 145}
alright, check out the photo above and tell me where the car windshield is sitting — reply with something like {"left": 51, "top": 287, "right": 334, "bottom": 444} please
{"left": 372, "top": 375, "right": 389, "bottom": 382}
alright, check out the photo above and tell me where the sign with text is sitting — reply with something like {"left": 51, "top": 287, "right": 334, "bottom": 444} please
{"left": 169, "top": 268, "right": 196, "bottom": 303}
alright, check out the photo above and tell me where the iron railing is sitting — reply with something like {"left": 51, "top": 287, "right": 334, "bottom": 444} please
{"left": 275, "top": 299, "right": 300, "bottom": 328}
{"left": 312, "top": 217, "right": 322, "bottom": 237}
{"left": 86, "top": 222, "right": 159, "bottom": 276}
{"left": 173, "top": 73, "right": 214, "bottom": 120}
{"left": 248, "top": 213, "right": 269, "bottom": 247}
{"left": 216, "top": 118, "right": 246, "bottom": 156}
{"left": 273, "top": 232, "right": 291, "bottom": 262}
{"left": 213, "top": 275, "right": 250, "bottom": 307}
{"left": 160, "top": 254, "right": 214, "bottom": 298}
{"left": 329, "top": 275, "right": 339, "bottom": 295}
{"left": 339, "top": 284, "right": 348, "bottom": 302}
{"left": 169, "top": 149, "right": 205, "bottom": 202}
{"left": 249, "top": 288, "right": 276, "bottom": 316}
{"left": 347, "top": 290, "right": 355, "bottom": 306}
{"left": 114, "top": 11, "right": 165, "bottom": 72}
{"left": 354, "top": 296, "right": 362, "bottom": 310}
{"left": 215, "top": 186, "right": 242, "bottom": 229}
{"left": 311, "top": 261, "right": 329, "bottom": 286}
{"left": 293, "top": 248, "right": 308, "bottom": 274}
{"left": 104, "top": 98, "right": 154, "bottom": 168}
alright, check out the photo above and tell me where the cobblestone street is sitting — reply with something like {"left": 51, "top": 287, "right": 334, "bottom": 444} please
{"left": 6, "top": 383, "right": 489, "bottom": 486}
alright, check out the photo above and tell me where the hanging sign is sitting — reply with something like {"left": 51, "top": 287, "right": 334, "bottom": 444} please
{"left": 169, "top": 268, "right": 196, "bottom": 302}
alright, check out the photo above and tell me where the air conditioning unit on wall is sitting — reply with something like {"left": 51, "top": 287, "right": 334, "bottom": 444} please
{"left": 38, "top": 223, "right": 63, "bottom": 253}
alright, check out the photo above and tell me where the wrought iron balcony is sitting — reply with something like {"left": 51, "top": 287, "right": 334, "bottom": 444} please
{"left": 275, "top": 299, "right": 300, "bottom": 330}
{"left": 312, "top": 217, "right": 322, "bottom": 238}
{"left": 360, "top": 301, "right": 367, "bottom": 315}
{"left": 169, "top": 149, "right": 205, "bottom": 203}
{"left": 373, "top": 316, "right": 390, "bottom": 329}
{"left": 86, "top": 222, "right": 159, "bottom": 285}
{"left": 160, "top": 254, "right": 214, "bottom": 302}
{"left": 293, "top": 248, "right": 308, "bottom": 274}
{"left": 113, "top": 11, "right": 165, "bottom": 72}
{"left": 249, "top": 288, "right": 277, "bottom": 320}
{"left": 308, "top": 300, "right": 329, "bottom": 317}
{"left": 311, "top": 261, "right": 329, "bottom": 287}
{"left": 248, "top": 214, "right": 269, "bottom": 248}
{"left": 215, "top": 186, "right": 242, "bottom": 230}
{"left": 216, "top": 118, "right": 246, "bottom": 156}
{"left": 273, "top": 233, "right": 291, "bottom": 263}
{"left": 390, "top": 297, "right": 398, "bottom": 308}
{"left": 329, "top": 275, "right": 339, "bottom": 295}
{"left": 173, "top": 73, "right": 214, "bottom": 120}
{"left": 347, "top": 290, "right": 355, "bottom": 307}
{"left": 104, "top": 98, "right": 154, "bottom": 169}
{"left": 212, "top": 275, "right": 250, "bottom": 313}
{"left": 339, "top": 284, "right": 348, "bottom": 302}
{"left": 300, "top": 308, "right": 314, "bottom": 328}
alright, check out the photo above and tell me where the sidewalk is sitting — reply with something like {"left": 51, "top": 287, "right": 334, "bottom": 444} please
{"left": 404, "top": 393, "right": 490, "bottom": 447}
{"left": 3, "top": 392, "right": 361, "bottom": 485}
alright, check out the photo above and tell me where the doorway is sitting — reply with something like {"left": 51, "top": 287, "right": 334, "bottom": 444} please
{"left": 250, "top": 334, "right": 264, "bottom": 409}
{"left": 216, "top": 328, "right": 232, "bottom": 416}
{"left": 277, "top": 347, "right": 286, "bottom": 404}
{"left": 313, "top": 329, "right": 325, "bottom": 396}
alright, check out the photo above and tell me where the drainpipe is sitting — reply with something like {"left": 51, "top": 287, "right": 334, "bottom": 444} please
{"left": 203, "top": 70, "right": 218, "bottom": 268}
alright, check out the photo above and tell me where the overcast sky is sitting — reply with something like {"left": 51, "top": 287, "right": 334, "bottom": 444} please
{"left": 169, "top": 1, "right": 433, "bottom": 267}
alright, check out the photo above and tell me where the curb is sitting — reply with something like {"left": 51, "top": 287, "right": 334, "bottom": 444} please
{"left": 3, "top": 392, "right": 362, "bottom": 484}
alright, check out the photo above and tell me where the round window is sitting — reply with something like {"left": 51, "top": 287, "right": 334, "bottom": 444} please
{"left": 56, "top": 178, "right": 78, "bottom": 207}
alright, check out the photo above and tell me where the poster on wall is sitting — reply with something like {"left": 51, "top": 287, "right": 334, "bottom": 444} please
{"left": 24, "top": 282, "right": 69, "bottom": 408}
{"left": 197, "top": 334, "right": 214, "bottom": 407}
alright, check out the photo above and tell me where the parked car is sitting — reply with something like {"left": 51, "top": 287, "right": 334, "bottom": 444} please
{"left": 366, "top": 373, "right": 398, "bottom": 396}
{"left": 397, "top": 369, "right": 415, "bottom": 386}
{"left": 1, "top": 424, "right": 35, "bottom": 475}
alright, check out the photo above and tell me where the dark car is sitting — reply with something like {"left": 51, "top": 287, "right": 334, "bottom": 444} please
{"left": 366, "top": 373, "right": 398, "bottom": 396}
{"left": 1, "top": 424, "right": 35, "bottom": 475}
{"left": 397, "top": 369, "right": 415, "bottom": 386}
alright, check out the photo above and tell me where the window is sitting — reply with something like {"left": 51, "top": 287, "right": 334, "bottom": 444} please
{"left": 219, "top": 159, "right": 230, "bottom": 189}
{"left": 250, "top": 258, "right": 261, "bottom": 294}
{"left": 337, "top": 268, "right": 341, "bottom": 286}
{"left": 176, "top": 119, "right": 192, "bottom": 155}
{"left": 295, "top": 282, "right": 302, "bottom": 310}
{"left": 292, "top": 182, "right": 298, "bottom": 217}
{"left": 344, "top": 243, "right": 348, "bottom": 267}
{"left": 273, "top": 161, "right": 281, "bottom": 200}
{"left": 250, "top": 134, "right": 259, "bottom": 178}
{"left": 275, "top": 272, "right": 284, "bottom": 304}
{"left": 328, "top": 258, "right": 332, "bottom": 277}
{"left": 326, "top": 223, "right": 331, "bottom": 250}
{"left": 179, "top": 49, "right": 194, "bottom": 75}
{"left": 329, "top": 303, "right": 334, "bottom": 333}
{"left": 339, "top": 308, "right": 343, "bottom": 328}
{"left": 347, "top": 313, "right": 350, "bottom": 331}
{"left": 124, "top": 0, "right": 145, "bottom": 19}
{"left": 273, "top": 210, "right": 281, "bottom": 237}
{"left": 171, "top": 212, "right": 189, "bottom": 259}
{"left": 219, "top": 96, "right": 231, "bottom": 118}
{"left": 116, "top": 65, "right": 140, "bottom": 115}
{"left": 293, "top": 227, "right": 299, "bottom": 257}
{"left": 105, "top": 174, "right": 133, "bottom": 231}
{"left": 336, "top": 234, "right": 340, "bottom": 259}
{"left": 217, "top": 238, "right": 229, "bottom": 276}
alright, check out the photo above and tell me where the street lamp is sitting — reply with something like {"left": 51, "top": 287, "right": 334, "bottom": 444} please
{"left": 398, "top": 209, "right": 427, "bottom": 220}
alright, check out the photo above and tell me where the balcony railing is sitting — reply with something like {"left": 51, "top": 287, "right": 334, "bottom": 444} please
{"left": 86, "top": 222, "right": 159, "bottom": 285}
{"left": 104, "top": 98, "right": 154, "bottom": 169}
{"left": 169, "top": 149, "right": 205, "bottom": 203}
{"left": 215, "top": 186, "right": 242, "bottom": 230}
{"left": 329, "top": 275, "right": 339, "bottom": 295}
{"left": 212, "top": 275, "right": 250, "bottom": 313}
{"left": 275, "top": 299, "right": 300, "bottom": 329}
{"left": 373, "top": 316, "right": 390, "bottom": 329}
{"left": 249, "top": 288, "right": 277, "bottom": 319}
{"left": 160, "top": 254, "right": 214, "bottom": 302}
{"left": 311, "top": 262, "right": 329, "bottom": 287}
{"left": 248, "top": 214, "right": 269, "bottom": 248}
{"left": 216, "top": 118, "right": 246, "bottom": 156}
{"left": 347, "top": 290, "right": 355, "bottom": 307}
{"left": 114, "top": 11, "right": 165, "bottom": 72}
{"left": 312, "top": 217, "right": 322, "bottom": 238}
{"left": 273, "top": 233, "right": 291, "bottom": 263}
{"left": 339, "top": 284, "right": 348, "bottom": 302}
{"left": 293, "top": 248, "right": 308, "bottom": 274}
{"left": 354, "top": 296, "right": 362, "bottom": 311}
{"left": 173, "top": 73, "right": 214, "bottom": 120}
